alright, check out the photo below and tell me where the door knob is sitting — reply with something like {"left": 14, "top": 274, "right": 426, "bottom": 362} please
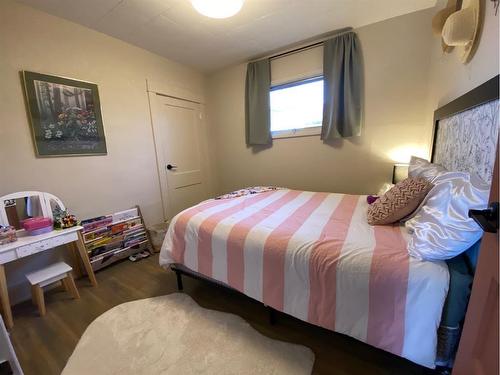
{"left": 468, "top": 202, "right": 499, "bottom": 233}
{"left": 166, "top": 164, "right": 177, "bottom": 171}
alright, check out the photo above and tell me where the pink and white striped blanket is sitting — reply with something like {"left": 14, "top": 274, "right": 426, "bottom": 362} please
{"left": 160, "top": 189, "right": 449, "bottom": 368}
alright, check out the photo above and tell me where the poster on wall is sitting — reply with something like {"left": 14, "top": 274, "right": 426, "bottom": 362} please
{"left": 21, "top": 71, "right": 107, "bottom": 157}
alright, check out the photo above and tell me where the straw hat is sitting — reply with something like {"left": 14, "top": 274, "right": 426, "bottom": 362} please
{"left": 432, "top": 0, "right": 458, "bottom": 53}
{"left": 442, "top": 0, "right": 481, "bottom": 63}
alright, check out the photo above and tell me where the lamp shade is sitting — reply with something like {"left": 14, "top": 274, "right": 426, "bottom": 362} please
{"left": 392, "top": 164, "right": 409, "bottom": 184}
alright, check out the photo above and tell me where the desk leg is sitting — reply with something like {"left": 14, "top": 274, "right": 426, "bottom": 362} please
{"left": 0, "top": 265, "right": 13, "bottom": 329}
{"left": 69, "top": 242, "right": 83, "bottom": 279}
{"left": 75, "top": 231, "right": 98, "bottom": 287}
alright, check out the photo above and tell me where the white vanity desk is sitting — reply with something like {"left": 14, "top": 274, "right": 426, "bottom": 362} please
{"left": 0, "top": 191, "right": 97, "bottom": 329}
{"left": 0, "top": 226, "right": 82, "bottom": 263}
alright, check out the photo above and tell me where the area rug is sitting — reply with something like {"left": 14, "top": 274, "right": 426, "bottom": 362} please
{"left": 62, "top": 293, "right": 315, "bottom": 374}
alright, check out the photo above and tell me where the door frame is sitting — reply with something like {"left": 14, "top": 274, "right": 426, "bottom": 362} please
{"left": 452, "top": 149, "right": 499, "bottom": 375}
{"left": 147, "top": 79, "right": 206, "bottom": 221}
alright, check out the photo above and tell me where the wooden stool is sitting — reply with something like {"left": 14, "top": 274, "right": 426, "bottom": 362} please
{"left": 26, "top": 262, "right": 80, "bottom": 316}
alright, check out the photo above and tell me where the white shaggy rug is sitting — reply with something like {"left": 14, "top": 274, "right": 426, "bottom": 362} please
{"left": 62, "top": 293, "right": 315, "bottom": 375}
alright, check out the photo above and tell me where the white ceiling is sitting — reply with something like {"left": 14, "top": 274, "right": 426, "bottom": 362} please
{"left": 16, "top": 0, "right": 438, "bottom": 72}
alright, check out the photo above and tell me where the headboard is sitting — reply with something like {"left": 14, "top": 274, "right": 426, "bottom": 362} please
{"left": 429, "top": 78, "right": 499, "bottom": 361}
{"left": 431, "top": 75, "right": 499, "bottom": 185}
{"left": 430, "top": 75, "right": 499, "bottom": 272}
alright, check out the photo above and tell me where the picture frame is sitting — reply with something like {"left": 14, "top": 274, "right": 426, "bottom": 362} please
{"left": 21, "top": 71, "right": 107, "bottom": 157}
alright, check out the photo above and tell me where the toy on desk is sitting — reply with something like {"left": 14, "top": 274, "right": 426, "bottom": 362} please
{"left": 52, "top": 207, "right": 78, "bottom": 230}
{"left": 0, "top": 225, "right": 17, "bottom": 245}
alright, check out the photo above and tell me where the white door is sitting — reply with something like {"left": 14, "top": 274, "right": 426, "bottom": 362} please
{"left": 150, "top": 94, "right": 208, "bottom": 219}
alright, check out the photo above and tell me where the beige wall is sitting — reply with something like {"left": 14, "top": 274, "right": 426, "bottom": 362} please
{"left": 0, "top": 0, "right": 209, "bottom": 225}
{"left": 0, "top": 0, "right": 211, "bottom": 303}
{"left": 426, "top": 1, "right": 499, "bottom": 115}
{"left": 207, "top": 5, "right": 499, "bottom": 197}
{"left": 207, "top": 9, "right": 436, "bottom": 196}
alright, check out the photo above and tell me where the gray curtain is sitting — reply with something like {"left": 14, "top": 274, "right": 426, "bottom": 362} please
{"left": 321, "top": 32, "right": 363, "bottom": 140}
{"left": 245, "top": 59, "right": 271, "bottom": 146}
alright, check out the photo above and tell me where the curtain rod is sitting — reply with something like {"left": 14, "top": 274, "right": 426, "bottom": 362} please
{"left": 248, "top": 27, "right": 353, "bottom": 63}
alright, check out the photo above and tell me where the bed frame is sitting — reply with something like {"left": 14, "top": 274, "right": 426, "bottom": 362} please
{"left": 171, "top": 264, "right": 278, "bottom": 323}
{"left": 170, "top": 74, "right": 500, "bottom": 366}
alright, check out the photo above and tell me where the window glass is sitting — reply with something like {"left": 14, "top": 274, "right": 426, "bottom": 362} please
{"left": 270, "top": 78, "right": 323, "bottom": 134}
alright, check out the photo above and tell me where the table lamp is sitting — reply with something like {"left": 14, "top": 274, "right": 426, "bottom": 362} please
{"left": 392, "top": 164, "right": 409, "bottom": 184}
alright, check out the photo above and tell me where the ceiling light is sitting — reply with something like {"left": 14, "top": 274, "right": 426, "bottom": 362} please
{"left": 191, "top": 0, "right": 244, "bottom": 19}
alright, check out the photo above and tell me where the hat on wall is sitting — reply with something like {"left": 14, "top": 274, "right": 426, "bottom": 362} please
{"left": 432, "top": 0, "right": 458, "bottom": 53}
{"left": 441, "top": 0, "right": 481, "bottom": 63}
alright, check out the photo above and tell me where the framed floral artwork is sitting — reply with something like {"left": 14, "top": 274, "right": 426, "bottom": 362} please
{"left": 21, "top": 71, "right": 107, "bottom": 157}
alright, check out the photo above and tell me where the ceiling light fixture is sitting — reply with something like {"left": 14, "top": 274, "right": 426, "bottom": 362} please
{"left": 191, "top": 0, "right": 244, "bottom": 19}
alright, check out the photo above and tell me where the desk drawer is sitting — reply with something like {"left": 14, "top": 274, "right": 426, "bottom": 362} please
{"left": 16, "top": 232, "right": 79, "bottom": 258}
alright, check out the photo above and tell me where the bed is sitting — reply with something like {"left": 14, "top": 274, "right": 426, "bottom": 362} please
{"left": 159, "top": 75, "right": 499, "bottom": 369}
{"left": 160, "top": 190, "right": 448, "bottom": 367}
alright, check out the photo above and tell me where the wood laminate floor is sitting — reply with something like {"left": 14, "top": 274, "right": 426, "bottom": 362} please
{"left": 8, "top": 254, "right": 434, "bottom": 375}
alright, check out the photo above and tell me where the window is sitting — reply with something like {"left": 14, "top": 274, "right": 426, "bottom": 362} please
{"left": 270, "top": 77, "right": 323, "bottom": 138}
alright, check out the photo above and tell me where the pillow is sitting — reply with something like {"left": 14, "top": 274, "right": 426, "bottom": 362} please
{"left": 408, "top": 156, "right": 447, "bottom": 181}
{"left": 406, "top": 172, "right": 490, "bottom": 261}
{"left": 367, "top": 177, "right": 434, "bottom": 225}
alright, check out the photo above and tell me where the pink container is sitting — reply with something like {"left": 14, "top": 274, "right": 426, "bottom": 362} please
{"left": 27, "top": 226, "right": 53, "bottom": 235}
{"left": 21, "top": 217, "right": 53, "bottom": 235}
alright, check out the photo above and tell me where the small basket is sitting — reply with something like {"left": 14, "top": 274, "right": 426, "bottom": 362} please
{"left": 147, "top": 222, "right": 170, "bottom": 252}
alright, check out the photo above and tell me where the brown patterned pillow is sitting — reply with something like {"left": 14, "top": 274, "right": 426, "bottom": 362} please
{"left": 367, "top": 178, "right": 433, "bottom": 225}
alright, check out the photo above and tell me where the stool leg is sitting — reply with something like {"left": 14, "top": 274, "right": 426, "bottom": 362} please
{"left": 62, "top": 273, "right": 80, "bottom": 300}
{"left": 33, "top": 285, "right": 46, "bottom": 316}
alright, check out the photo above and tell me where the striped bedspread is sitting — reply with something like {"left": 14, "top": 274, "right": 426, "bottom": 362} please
{"left": 159, "top": 189, "right": 449, "bottom": 368}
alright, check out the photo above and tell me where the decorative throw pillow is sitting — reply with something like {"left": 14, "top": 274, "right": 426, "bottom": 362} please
{"left": 408, "top": 156, "right": 447, "bottom": 182}
{"left": 406, "top": 171, "right": 490, "bottom": 261}
{"left": 367, "top": 177, "right": 433, "bottom": 225}
{"left": 215, "top": 186, "right": 281, "bottom": 200}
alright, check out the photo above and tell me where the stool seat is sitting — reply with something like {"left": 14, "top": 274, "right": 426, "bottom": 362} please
{"left": 26, "top": 262, "right": 72, "bottom": 287}
{"left": 26, "top": 261, "right": 79, "bottom": 316}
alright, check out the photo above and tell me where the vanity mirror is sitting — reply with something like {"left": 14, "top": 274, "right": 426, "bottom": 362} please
{"left": 0, "top": 191, "right": 65, "bottom": 230}
{"left": 4, "top": 196, "right": 44, "bottom": 230}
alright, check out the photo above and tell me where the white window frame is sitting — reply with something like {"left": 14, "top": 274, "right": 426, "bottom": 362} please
{"left": 270, "top": 76, "right": 323, "bottom": 139}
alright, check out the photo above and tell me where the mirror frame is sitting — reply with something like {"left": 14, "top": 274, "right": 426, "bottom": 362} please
{"left": 0, "top": 191, "right": 66, "bottom": 229}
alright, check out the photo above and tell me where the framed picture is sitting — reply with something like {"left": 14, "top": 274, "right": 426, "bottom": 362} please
{"left": 21, "top": 71, "right": 107, "bottom": 157}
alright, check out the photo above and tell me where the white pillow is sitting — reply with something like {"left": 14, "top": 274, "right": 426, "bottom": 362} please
{"left": 402, "top": 156, "right": 447, "bottom": 222}
{"left": 408, "top": 156, "right": 447, "bottom": 181}
{"left": 406, "top": 171, "right": 490, "bottom": 261}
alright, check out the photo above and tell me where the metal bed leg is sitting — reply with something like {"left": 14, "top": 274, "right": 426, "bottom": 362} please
{"left": 268, "top": 306, "right": 277, "bottom": 325}
{"left": 175, "top": 270, "right": 183, "bottom": 291}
